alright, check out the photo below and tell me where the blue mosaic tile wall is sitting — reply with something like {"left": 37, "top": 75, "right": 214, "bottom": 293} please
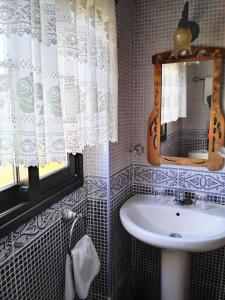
{"left": 110, "top": 167, "right": 133, "bottom": 300}
{"left": 0, "top": 0, "right": 135, "bottom": 298}
{"left": 0, "top": 174, "right": 112, "bottom": 300}
{"left": 130, "top": 5, "right": 225, "bottom": 294}
{"left": 0, "top": 183, "right": 88, "bottom": 300}
{"left": 108, "top": 164, "right": 225, "bottom": 300}
{"left": 2, "top": 1, "right": 225, "bottom": 300}
{"left": 109, "top": 0, "right": 135, "bottom": 299}
{"left": 2, "top": 163, "right": 225, "bottom": 300}
{"left": 131, "top": 164, "right": 225, "bottom": 300}
{"left": 86, "top": 175, "right": 109, "bottom": 299}
{"left": 181, "top": 129, "right": 208, "bottom": 157}
{"left": 161, "top": 130, "right": 182, "bottom": 157}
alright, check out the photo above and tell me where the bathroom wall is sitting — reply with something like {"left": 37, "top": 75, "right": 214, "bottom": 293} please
{"left": 183, "top": 61, "right": 212, "bottom": 131}
{"left": 85, "top": 147, "right": 109, "bottom": 300}
{"left": 0, "top": 0, "right": 134, "bottom": 299}
{"left": 0, "top": 181, "right": 87, "bottom": 300}
{"left": 110, "top": 0, "right": 134, "bottom": 299}
{"left": 161, "top": 120, "right": 182, "bottom": 157}
{"left": 1, "top": 1, "right": 225, "bottom": 300}
{"left": 132, "top": 0, "right": 225, "bottom": 299}
{"left": 180, "top": 61, "right": 211, "bottom": 155}
{"left": 180, "top": 128, "right": 208, "bottom": 156}
{"left": 0, "top": 145, "right": 110, "bottom": 300}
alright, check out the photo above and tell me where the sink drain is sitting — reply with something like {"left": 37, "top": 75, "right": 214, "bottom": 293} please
{"left": 169, "top": 233, "right": 182, "bottom": 238}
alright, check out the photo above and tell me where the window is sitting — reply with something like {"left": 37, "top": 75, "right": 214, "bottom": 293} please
{"left": 0, "top": 154, "right": 83, "bottom": 238}
{"left": 0, "top": 164, "right": 16, "bottom": 190}
{"left": 39, "top": 162, "right": 66, "bottom": 179}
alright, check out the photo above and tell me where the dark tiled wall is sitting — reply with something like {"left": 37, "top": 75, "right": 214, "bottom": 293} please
{"left": 132, "top": 239, "right": 161, "bottom": 300}
{"left": 109, "top": 0, "right": 135, "bottom": 299}
{"left": 0, "top": 0, "right": 135, "bottom": 298}
{"left": 161, "top": 121, "right": 182, "bottom": 156}
{"left": 131, "top": 233, "right": 225, "bottom": 300}
{"left": 110, "top": 167, "right": 133, "bottom": 300}
{"left": 161, "top": 129, "right": 182, "bottom": 157}
{"left": 181, "top": 129, "right": 208, "bottom": 156}
{"left": 161, "top": 129, "right": 208, "bottom": 157}
{"left": 110, "top": 0, "right": 134, "bottom": 175}
{"left": 0, "top": 0, "right": 136, "bottom": 298}
{"left": 87, "top": 176, "right": 109, "bottom": 299}
{"left": 2, "top": 1, "right": 225, "bottom": 300}
{"left": 131, "top": 1, "right": 225, "bottom": 298}
{"left": 0, "top": 187, "right": 87, "bottom": 300}
{"left": 0, "top": 175, "right": 111, "bottom": 300}
{"left": 132, "top": 168, "right": 225, "bottom": 300}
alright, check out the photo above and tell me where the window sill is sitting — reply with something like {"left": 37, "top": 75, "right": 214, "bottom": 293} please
{"left": 0, "top": 177, "right": 83, "bottom": 239}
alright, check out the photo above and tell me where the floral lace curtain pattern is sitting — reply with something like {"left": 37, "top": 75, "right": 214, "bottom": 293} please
{"left": 161, "top": 63, "right": 187, "bottom": 125}
{"left": 0, "top": 0, "right": 118, "bottom": 166}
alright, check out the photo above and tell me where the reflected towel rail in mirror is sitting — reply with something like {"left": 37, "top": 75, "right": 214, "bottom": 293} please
{"left": 192, "top": 76, "right": 205, "bottom": 82}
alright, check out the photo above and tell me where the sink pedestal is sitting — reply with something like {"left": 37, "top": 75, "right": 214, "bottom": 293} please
{"left": 120, "top": 195, "right": 225, "bottom": 300}
{"left": 161, "top": 249, "right": 190, "bottom": 300}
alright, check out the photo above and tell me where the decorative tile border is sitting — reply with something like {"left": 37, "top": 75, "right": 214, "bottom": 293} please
{"left": 2, "top": 162, "right": 224, "bottom": 299}
{"left": 0, "top": 174, "right": 108, "bottom": 298}
{"left": 178, "top": 170, "right": 225, "bottom": 195}
{"left": 75, "top": 184, "right": 87, "bottom": 203}
{"left": 0, "top": 180, "right": 88, "bottom": 265}
{"left": 134, "top": 164, "right": 178, "bottom": 188}
{"left": 6, "top": 162, "right": 223, "bottom": 267}
{"left": 0, "top": 233, "right": 13, "bottom": 264}
{"left": 86, "top": 176, "right": 107, "bottom": 200}
{"left": 110, "top": 166, "right": 133, "bottom": 198}
{"left": 134, "top": 164, "right": 225, "bottom": 197}
{"left": 11, "top": 189, "right": 88, "bottom": 253}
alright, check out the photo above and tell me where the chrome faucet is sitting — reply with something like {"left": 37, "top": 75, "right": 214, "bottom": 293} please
{"left": 174, "top": 198, "right": 194, "bottom": 205}
{"left": 174, "top": 191, "right": 194, "bottom": 206}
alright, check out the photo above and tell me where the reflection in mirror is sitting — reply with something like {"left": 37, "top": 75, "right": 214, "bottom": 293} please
{"left": 160, "top": 60, "right": 213, "bottom": 160}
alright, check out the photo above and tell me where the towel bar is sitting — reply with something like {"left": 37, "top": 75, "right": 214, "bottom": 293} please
{"left": 62, "top": 209, "right": 88, "bottom": 252}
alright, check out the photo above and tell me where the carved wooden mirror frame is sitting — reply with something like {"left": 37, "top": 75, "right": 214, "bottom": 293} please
{"left": 147, "top": 46, "right": 225, "bottom": 171}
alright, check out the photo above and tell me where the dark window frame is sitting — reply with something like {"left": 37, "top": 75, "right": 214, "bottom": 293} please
{"left": 0, "top": 153, "right": 83, "bottom": 238}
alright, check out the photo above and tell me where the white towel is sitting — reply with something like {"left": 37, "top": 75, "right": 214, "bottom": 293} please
{"left": 65, "top": 254, "right": 76, "bottom": 300}
{"left": 204, "top": 77, "right": 213, "bottom": 105}
{"left": 64, "top": 235, "right": 100, "bottom": 300}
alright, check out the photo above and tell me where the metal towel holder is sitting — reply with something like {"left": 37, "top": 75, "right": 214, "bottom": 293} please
{"left": 62, "top": 209, "right": 88, "bottom": 252}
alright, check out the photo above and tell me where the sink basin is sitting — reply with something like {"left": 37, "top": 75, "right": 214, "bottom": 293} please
{"left": 120, "top": 194, "right": 225, "bottom": 252}
{"left": 187, "top": 149, "right": 208, "bottom": 160}
{"left": 120, "top": 194, "right": 225, "bottom": 300}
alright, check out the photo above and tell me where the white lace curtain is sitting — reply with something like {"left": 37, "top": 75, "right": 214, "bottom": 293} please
{"left": 0, "top": 0, "right": 118, "bottom": 166}
{"left": 161, "top": 63, "right": 187, "bottom": 125}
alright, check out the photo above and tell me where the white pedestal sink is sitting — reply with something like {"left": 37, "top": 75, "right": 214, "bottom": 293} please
{"left": 120, "top": 194, "right": 225, "bottom": 300}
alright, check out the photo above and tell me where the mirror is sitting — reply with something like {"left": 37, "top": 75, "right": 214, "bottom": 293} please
{"left": 161, "top": 60, "right": 213, "bottom": 160}
{"left": 147, "top": 47, "right": 225, "bottom": 171}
